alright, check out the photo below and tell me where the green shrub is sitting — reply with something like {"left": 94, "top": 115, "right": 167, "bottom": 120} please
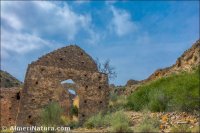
{"left": 83, "top": 112, "right": 104, "bottom": 129}
{"left": 84, "top": 110, "right": 132, "bottom": 132}
{"left": 170, "top": 124, "right": 191, "bottom": 132}
{"left": 109, "top": 92, "right": 118, "bottom": 102}
{"left": 127, "top": 68, "right": 199, "bottom": 112}
{"left": 40, "top": 102, "right": 63, "bottom": 127}
{"left": 68, "top": 121, "right": 79, "bottom": 129}
{"left": 135, "top": 113, "right": 160, "bottom": 132}
{"left": 70, "top": 105, "right": 78, "bottom": 116}
{"left": 148, "top": 89, "right": 169, "bottom": 112}
{"left": 191, "top": 125, "right": 200, "bottom": 133}
{"left": 110, "top": 110, "right": 132, "bottom": 133}
{"left": 109, "top": 95, "right": 127, "bottom": 111}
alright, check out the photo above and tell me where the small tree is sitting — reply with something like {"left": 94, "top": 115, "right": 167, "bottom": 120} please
{"left": 95, "top": 58, "right": 117, "bottom": 80}
{"left": 40, "top": 102, "right": 63, "bottom": 127}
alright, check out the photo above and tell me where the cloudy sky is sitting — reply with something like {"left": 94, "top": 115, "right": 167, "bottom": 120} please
{"left": 1, "top": 1, "right": 199, "bottom": 85}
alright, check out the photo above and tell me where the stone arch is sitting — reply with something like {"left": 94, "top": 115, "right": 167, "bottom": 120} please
{"left": 16, "top": 45, "right": 109, "bottom": 126}
{"left": 61, "top": 79, "right": 79, "bottom": 117}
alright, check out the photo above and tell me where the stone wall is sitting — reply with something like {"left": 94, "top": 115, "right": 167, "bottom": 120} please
{"left": 16, "top": 45, "right": 109, "bottom": 126}
{"left": 0, "top": 88, "right": 21, "bottom": 127}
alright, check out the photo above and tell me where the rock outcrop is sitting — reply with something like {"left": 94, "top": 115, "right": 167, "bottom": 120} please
{"left": 146, "top": 40, "right": 200, "bottom": 81}
{"left": 125, "top": 40, "right": 200, "bottom": 95}
{"left": 0, "top": 70, "right": 22, "bottom": 88}
{"left": 126, "top": 79, "right": 140, "bottom": 87}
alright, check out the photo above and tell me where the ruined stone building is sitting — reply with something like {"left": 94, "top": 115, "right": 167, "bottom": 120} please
{"left": 16, "top": 45, "right": 109, "bottom": 126}
{"left": 0, "top": 87, "right": 21, "bottom": 127}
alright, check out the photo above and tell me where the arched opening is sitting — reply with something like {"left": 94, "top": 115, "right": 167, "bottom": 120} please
{"left": 61, "top": 79, "right": 79, "bottom": 122}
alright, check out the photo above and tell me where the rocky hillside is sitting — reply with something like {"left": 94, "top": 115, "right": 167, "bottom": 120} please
{"left": 125, "top": 40, "right": 200, "bottom": 95}
{"left": 146, "top": 40, "right": 199, "bottom": 82}
{"left": 0, "top": 70, "right": 22, "bottom": 88}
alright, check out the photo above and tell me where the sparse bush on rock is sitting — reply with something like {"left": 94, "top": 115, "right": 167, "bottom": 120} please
{"left": 134, "top": 112, "right": 160, "bottom": 132}
{"left": 84, "top": 112, "right": 103, "bottom": 129}
{"left": 127, "top": 68, "right": 199, "bottom": 112}
{"left": 84, "top": 110, "right": 132, "bottom": 133}
{"left": 170, "top": 124, "right": 191, "bottom": 132}
{"left": 110, "top": 110, "right": 132, "bottom": 133}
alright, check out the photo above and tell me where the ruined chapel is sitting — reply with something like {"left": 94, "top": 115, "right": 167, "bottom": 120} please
{"left": 15, "top": 45, "right": 109, "bottom": 126}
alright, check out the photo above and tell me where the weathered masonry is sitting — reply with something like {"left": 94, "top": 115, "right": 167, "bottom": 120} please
{"left": 16, "top": 45, "right": 109, "bottom": 126}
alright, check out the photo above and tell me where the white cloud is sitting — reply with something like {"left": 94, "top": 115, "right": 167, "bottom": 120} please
{"left": 31, "top": 1, "right": 92, "bottom": 40}
{"left": 74, "top": 0, "right": 90, "bottom": 4}
{"left": 1, "top": 1, "right": 95, "bottom": 58}
{"left": 1, "top": 28, "right": 51, "bottom": 58}
{"left": 1, "top": 12, "right": 23, "bottom": 31}
{"left": 110, "top": 6, "right": 137, "bottom": 36}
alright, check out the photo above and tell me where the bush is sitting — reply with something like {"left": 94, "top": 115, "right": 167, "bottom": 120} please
{"left": 110, "top": 111, "right": 132, "bottom": 133}
{"left": 135, "top": 112, "right": 160, "bottom": 132}
{"left": 148, "top": 89, "right": 169, "bottom": 112}
{"left": 127, "top": 68, "right": 199, "bottom": 112}
{"left": 70, "top": 105, "right": 78, "bottom": 116}
{"left": 109, "top": 92, "right": 118, "bottom": 103}
{"left": 109, "top": 95, "right": 127, "bottom": 111}
{"left": 40, "top": 102, "right": 63, "bottom": 127}
{"left": 68, "top": 121, "right": 79, "bottom": 129}
{"left": 84, "top": 110, "right": 132, "bottom": 132}
{"left": 170, "top": 124, "right": 191, "bottom": 132}
{"left": 60, "top": 115, "right": 71, "bottom": 125}
{"left": 83, "top": 112, "right": 104, "bottom": 129}
{"left": 191, "top": 126, "right": 200, "bottom": 133}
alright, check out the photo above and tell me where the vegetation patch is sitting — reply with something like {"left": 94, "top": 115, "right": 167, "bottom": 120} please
{"left": 40, "top": 102, "right": 79, "bottom": 128}
{"left": 127, "top": 68, "right": 199, "bottom": 112}
{"left": 134, "top": 112, "right": 160, "bottom": 132}
{"left": 84, "top": 110, "right": 132, "bottom": 132}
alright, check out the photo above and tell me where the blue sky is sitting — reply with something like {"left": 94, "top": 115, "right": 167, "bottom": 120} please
{"left": 1, "top": 1, "right": 199, "bottom": 85}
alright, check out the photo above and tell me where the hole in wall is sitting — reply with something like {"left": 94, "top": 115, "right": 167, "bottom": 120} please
{"left": 82, "top": 114, "right": 85, "bottom": 117}
{"left": 16, "top": 92, "right": 20, "bottom": 100}
{"left": 80, "top": 52, "right": 83, "bottom": 55}
{"left": 60, "top": 58, "right": 63, "bottom": 61}
{"left": 0, "top": 95, "right": 3, "bottom": 99}
{"left": 9, "top": 118, "right": 11, "bottom": 121}
{"left": 41, "top": 68, "right": 45, "bottom": 72}
{"left": 81, "top": 61, "right": 85, "bottom": 64}
{"left": 98, "top": 86, "right": 101, "bottom": 89}
{"left": 84, "top": 100, "right": 87, "bottom": 103}
{"left": 28, "top": 115, "right": 32, "bottom": 119}
{"left": 35, "top": 81, "right": 38, "bottom": 85}
{"left": 100, "top": 101, "right": 102, "bottom": 104}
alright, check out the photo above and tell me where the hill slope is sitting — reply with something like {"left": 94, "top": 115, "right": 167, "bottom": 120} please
{"left": 125, "top": 40, "right": 200, "bottom": 95}
{"left": 0, "top": 70, "right": 22, "bottom": 88}
{"left": 146, "top": 40, "right": 199, "bottom": 82}
{"left": 127, "top": 68, "right": 199, "bottom": 112}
